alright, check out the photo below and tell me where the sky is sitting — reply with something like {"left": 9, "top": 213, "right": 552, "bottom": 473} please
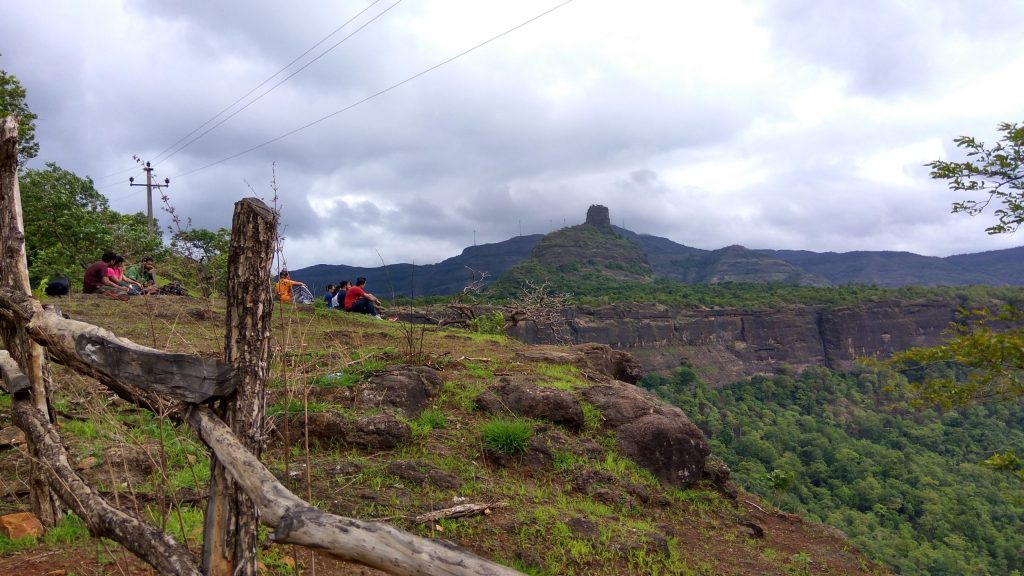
{"left": 4, "top": 0, "right": 1024, "bottom": 270}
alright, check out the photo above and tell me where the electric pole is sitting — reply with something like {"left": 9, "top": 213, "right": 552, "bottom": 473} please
{"left": 129, "top": 161, "right": 170, "bottom": 231}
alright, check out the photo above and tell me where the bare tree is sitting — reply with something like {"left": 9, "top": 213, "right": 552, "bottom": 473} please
{"left": 503, "top": 279, "right": 573, "bottom": 344}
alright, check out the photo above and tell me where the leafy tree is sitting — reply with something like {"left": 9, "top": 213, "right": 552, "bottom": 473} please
{"left": 891, "top": 120, "right": 1024, "bottom": 420}
{"left": 0, "top": 69, "right": 39, "bottom": 166}
{"left": 169, "top": 227, "right": 231, "bottom": 297}
{"left": 764, "top": 469, "right": 796, "bottom": 505}
{"left": 929, "top": 121, "right": 1024, "bottom": 235}
{"left": 890, "top": 307, "right": 1023, "bottom": 407}
{"left": 20, "top": 163, "right": 162, "bottom": 286}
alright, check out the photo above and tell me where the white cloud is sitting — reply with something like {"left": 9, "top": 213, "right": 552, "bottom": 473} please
{"left": 2, "top": 0, "right": 1023, "bottom": 271}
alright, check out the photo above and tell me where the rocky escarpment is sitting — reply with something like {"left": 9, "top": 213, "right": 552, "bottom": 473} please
{"left": 508, "top": 300, "right": 958, "bottom": 385}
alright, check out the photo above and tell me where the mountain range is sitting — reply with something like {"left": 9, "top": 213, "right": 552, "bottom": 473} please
{"left": 291, "top": 205, "right": 1024, "bottom": 297}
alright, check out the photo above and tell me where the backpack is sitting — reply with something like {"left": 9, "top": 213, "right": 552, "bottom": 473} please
{"left": 45, "top": 277, "right": 70, "bottom": 296}
{"left": 157, "top": 281, "right": 187, "bottom": 296}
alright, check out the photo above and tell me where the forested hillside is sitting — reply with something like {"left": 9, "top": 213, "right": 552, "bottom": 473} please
{"left": 641, "top": 366, "right": 1024, "bottom": 575}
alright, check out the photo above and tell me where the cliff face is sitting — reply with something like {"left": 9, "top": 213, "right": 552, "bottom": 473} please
{"left": 510, "top": 300, "right": 957, "bottom": 385}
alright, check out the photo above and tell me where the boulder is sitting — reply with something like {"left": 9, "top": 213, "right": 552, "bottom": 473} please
{"left": 386, "top": 461, "right": 462, "bottom": 490}
{"left": 475, "top": 377, "right": 584, "bottom": 432}
{"left": 581, "top": 381, "right": 709, "bottom": 487}
{"left": 301, "top": 412, "right": 349, "bottom": 444}
{"left": 703, "top": 454, "right": 738, "bottom": 499}
{"left": 573, "top": 343, "right": 644, "bottom": 384}
{"left": 616, "top": 414, "right": 707, "bottom": 487}
{"left": 346, "top": 414, "right": 410, "bottom": 450}
{"left": 516, "top": 343, "right": 643, "bottom": 384}
{"left": 355, "top": 366, "right": 444, "bottom": 418}
{"left": 285, "top": 411, "right": 410, "bottom": 451}
{"left": 0, "top": 512, "right": 44, "bottom": 540}
{"left": 0, "top": 426, "right": 25, "bottom": 449}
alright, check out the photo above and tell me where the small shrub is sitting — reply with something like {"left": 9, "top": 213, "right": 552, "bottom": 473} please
{"left": 468, "top": 311, "right": 505, "bottom": 335}
{"left": 312, "top": 371, "right": 362, "bottom": 387}
{"left": 410, "top": 409, "right": 448, "bottom": 440}
{"left": 553, "top": 451, "right": 586, "bottom": 473}
{"left": 441, "top": 380, "right": 487, "bottom": 412}
{"left": 481, "top": 418, "right": 532, "bottom": 455}
{"left": 63, "top": 419, "right": 101, "bottom": 440}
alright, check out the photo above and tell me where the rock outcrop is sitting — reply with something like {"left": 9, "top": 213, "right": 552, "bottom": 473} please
{"left": 509, "top": 300, "right": 959, "bottom": 385}
{"left": 475, "top": 377, "right": 585, "bottom": 432}
{"left": 581, "top": 381, "right": 709, "bottom": 487}
{"left": 516, "top": 343, "right": 644, "bottom": 383}
{"left": 356, "top": 365, "right": 445, "bottom": 417}
{"left": 586, "top": 204, "right": 611, "bottom": 227}
{"left": 0, "top": 512, "right": 44, "bottom": 540}
{"left": 277, "top": 365, "right": 441, "bottom": 449}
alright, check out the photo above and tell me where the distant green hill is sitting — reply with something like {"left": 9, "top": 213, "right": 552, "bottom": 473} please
{"left": 488, "top": 221, "right": 654, "bottom": 296}
{"left": 291, "top": 206, "right": 1024, "bottom": 298}
{"left": 616, "top": 227, "right": 829, "bottom": 285}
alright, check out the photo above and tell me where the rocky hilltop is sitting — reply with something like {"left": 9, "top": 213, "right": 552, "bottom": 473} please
{"left": 293, "top": 205, "right": 1024, "bottom": 295}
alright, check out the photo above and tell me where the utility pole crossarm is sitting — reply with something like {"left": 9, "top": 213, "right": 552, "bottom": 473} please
{"left": 129, "top": 161, "right": 170, "bottom": 230}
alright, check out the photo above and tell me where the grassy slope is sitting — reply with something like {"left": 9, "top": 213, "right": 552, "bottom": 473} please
{"left": 0, "top": 293, "right": 887, "bottom": 576}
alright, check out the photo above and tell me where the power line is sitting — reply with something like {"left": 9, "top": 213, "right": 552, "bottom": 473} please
{"left": 93, "top": 0, "right": 390, "bottom": 185}
{"left": 155, "top": 0, "right": 402, "bottom": 165}
{"left": 172, "top": 0, "right": 577, "bottom": 180}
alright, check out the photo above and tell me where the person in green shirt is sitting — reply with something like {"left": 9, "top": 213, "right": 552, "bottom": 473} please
{"left": 125, "top": 256, "right": 157, "bottom": 295}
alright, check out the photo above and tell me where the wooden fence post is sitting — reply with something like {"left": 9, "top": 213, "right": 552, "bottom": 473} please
{"left": 202, "top": 198, "right": 276, "bottom": 575}
{"left": 0, "top": 115, "right": 60, "bottom": 526}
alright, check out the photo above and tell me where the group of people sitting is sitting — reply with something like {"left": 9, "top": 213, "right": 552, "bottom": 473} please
{"left": 82, "top": 251, "right": 157, "bottom": 299}
{"left": 275, "top": 272, "right": 386, "bottom": 319}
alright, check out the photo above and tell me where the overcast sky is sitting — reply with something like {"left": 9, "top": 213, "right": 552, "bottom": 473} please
{"left": 4, "top": 0, "right": 1023, "bottom": 269}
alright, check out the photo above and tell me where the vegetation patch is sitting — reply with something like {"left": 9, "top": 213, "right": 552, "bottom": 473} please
{"left": 266, "top": 398, "right": 334, "bottom": 417}
{"left": 644, "top": 365, "right": 1024, "bottom": 575}
{"left": 481, "top": 418, "right": 533, "bottom": 455}
{"left": 534, "top": 363, "right": 584, "bottom": 390}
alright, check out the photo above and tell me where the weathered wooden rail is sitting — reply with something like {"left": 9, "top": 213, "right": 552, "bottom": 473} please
{"left": 0, "top": 114, "right": 523, "bottom": 576}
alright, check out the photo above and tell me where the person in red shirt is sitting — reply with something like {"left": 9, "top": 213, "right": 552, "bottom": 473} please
{"left": 343, "top": 276, "right": 382, "bottom": 318}
{"left": 83, "top": 251, "right": 129, "bottom": 298}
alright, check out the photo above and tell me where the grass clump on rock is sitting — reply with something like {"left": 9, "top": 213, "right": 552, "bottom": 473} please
{"left": 480, "top": 418, "right": 532, "bottom": 455}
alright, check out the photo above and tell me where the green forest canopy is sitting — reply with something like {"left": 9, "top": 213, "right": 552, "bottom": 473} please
{"left": 642, "top": 366, "right": 1024, "bottom": 576}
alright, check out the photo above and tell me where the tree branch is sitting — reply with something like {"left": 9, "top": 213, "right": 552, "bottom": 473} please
{"left": 0, "top": 350, "right": 201, "bottom": 576}
{"left": 188, "top": 406, "right": 524, "bottom": 576}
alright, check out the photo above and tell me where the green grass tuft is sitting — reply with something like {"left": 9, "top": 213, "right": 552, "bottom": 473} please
{"left": 535, "top": 363, "right": 583, "bottom": 390}
{"left": 481, "top": 418, "right": 532, "bottom": 455}
{"left": 43, "top": 513, "right": 90, "bottom": 546}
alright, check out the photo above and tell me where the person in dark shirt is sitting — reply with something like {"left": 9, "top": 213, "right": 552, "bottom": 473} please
{"left": 333, "top": 280, "right": 350, "bottom": 310}
{"left": 83, "top": 251, "right": 128, "bottom": 297}
{"left": 324, "top": 284, "right": 336, "bottom": 308}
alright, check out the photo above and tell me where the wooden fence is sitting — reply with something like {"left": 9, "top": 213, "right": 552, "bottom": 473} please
{"left": 0, "top": 115, "right": 522, "bottom": 575}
